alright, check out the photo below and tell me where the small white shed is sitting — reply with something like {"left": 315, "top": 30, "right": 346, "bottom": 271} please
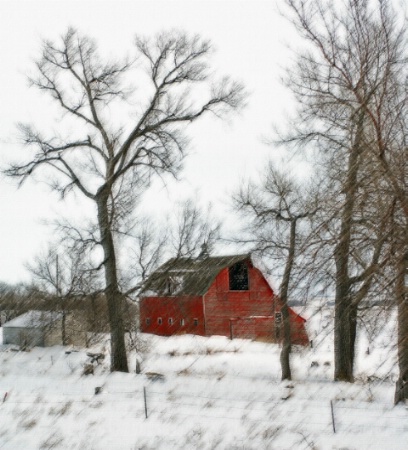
{"left": 2, "top": 310, "right": 63, "bottom": 348}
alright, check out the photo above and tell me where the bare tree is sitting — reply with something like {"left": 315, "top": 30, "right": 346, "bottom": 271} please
{"left": 4, "top": 28, "right": 245, "bottom": 371}
{"left": 0, "top": 282, "right": 48, "bottom": 325}
{"left": 303, "top": 148, "right": 395, "bottom": 374}
{"left": 27, "top": 243, "right": 100, "bottom": 345}
{"left": 122, "top": 198, "right": 221, "bottom": 302}
{"left": 170, "top": 199, "right": 221, "bottom": 258}
{"left": 283, "top": 0, "right": 407, "bottom": 383}
{"left": 130, "top": 218, "right": 168, "bottom": 285}
{"left": 0, "top": 282, "right": 27, "bottom": 325}
{"left": 233, "top": 164, "right": 319, "bottom": 380}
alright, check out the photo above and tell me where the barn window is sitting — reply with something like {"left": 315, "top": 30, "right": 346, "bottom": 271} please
{"left": 168, "top": 318, "right": 173, "bottom": 325}
{"left": 165, "top": 276, "right": 183, "bottom": 295}
{"left": 229, "top": 262, "right": 249, "bottom": 290}
{"left": 180, "top": 319, "right": 185, "bottom": 326}
{"left": 157, "top": 317, "right": 162, "bottom": 325}
{"left": 146, "top": 318, "right": 151, "bottom": 325}
{"left": 193, "top": 318, "right": 198, "bottom": 326}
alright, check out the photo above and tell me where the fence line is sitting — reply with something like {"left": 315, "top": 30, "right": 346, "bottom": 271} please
{"left": 2, "top": 385, "right": 407, "bottom": 436}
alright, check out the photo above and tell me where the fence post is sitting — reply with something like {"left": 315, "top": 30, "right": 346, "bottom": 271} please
{"left": 144, "top": 386, "right": 148, "bottom": 419}
{"left": 330, "top": 400, "right": 336, "bottom": 433}
{"left": 136, "top": 359, "right": 141, "bottom": 374}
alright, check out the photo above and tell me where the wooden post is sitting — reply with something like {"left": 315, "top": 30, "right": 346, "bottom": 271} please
{"left": 330, "top": 400, "right": 336, "bottom": 433}
{"left": 136, "top": 359, "right": 141, "bottom": 374}
{"left": 143, "top": 386, "right": 148, "bottom": 419}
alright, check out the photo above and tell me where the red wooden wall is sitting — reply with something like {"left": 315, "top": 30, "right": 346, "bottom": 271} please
{"left": 230, "top": 314, "right": 308, "bottom": 345}
{"left": 139, "top": 296, "right": 205, "bottom": 336}
{"left": 288, "top": 309, "right": 309, "bottom": 346}
{"left": 203, "top": 265, "right": 276, "bottom": 337}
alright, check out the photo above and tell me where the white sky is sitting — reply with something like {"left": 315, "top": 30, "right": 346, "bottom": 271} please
{"left": 0, "top": 0, "right": 301, "bottom": 284}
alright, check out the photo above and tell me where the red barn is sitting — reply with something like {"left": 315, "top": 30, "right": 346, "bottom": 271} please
{"left": 139, "top": 253, "right": 308, "bottom": 345}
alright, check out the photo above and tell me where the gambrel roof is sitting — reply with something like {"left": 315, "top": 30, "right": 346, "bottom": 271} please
{"left": 140, "top": 254, "right": 251, "bottom": 297}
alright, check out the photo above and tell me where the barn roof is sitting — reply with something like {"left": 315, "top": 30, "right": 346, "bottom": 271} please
{"left": 141, "top": 254, "right": 251, "bottom": 297}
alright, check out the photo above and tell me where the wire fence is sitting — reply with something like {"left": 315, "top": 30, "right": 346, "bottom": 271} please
{"left": 2, "top": 383, "right": 407, "bottom": 435}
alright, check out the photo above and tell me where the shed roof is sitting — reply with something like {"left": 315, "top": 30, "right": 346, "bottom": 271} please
{"left": 3, "top": 310, "right": 62, "bottom": 328}
{"left": 141, "top": 254, "right": 251, "bottom": 297}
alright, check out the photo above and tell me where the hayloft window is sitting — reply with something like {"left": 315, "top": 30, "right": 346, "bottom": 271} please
{"left": 165, "top": 276, "right": 183, "bottom": 295}
{"left": 229, "top": 262, "right": 249, "bottom": 291}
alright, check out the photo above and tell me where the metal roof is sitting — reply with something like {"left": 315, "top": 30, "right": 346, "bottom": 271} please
{"left": 141, "top": 254, "right": 251, "bottom": 297}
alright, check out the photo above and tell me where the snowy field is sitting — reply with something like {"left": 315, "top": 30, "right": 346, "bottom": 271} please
{"left": 0, "top": 304, "right": 407, "bottom": 450}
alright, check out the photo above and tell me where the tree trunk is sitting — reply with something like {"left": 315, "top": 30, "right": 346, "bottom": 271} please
{"left": 349, "top": 303, "right": 358, "bottom": 375}
{"left": 280, "top": 302, "right": 292, "bottom": 381}
{"left": 279, "top": 219, "right": 297, "bottom": 381}
{"left": 62, "top": 308, "right": 67, "bottom": 346}
{"left": 395, "top": 250, "right": 408, "bottom": 404}
{"left": 96, "top": 193, "right": 129, "bottom": 373}
{"left": 334, "top": 112, "right": 364, "bottom": 382}
{"left": 334, "top": 281, "right": 353, "bottom": 381}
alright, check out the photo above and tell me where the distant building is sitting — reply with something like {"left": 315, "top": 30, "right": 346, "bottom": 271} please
{"left": 2, "top": 310, "right": 87, "bottom": 348}
{"left": 140, "top": 254, "right": 308, "bottom": 345}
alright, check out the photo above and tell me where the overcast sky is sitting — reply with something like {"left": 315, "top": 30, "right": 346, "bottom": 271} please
{"left": 0, "top": 0, "right": 301, "bottom": 284}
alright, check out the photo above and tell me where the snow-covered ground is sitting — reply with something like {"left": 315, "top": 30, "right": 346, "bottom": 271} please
{"left": 0, "top": 304, "right": 406, "bottom": 450}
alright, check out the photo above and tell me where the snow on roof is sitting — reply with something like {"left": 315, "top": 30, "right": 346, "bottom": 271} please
{"left": 3, "top": 310, "right": 62, "bottom": 328}
{"left": 249, "top": 255, "right": 280, "bottom": 293}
